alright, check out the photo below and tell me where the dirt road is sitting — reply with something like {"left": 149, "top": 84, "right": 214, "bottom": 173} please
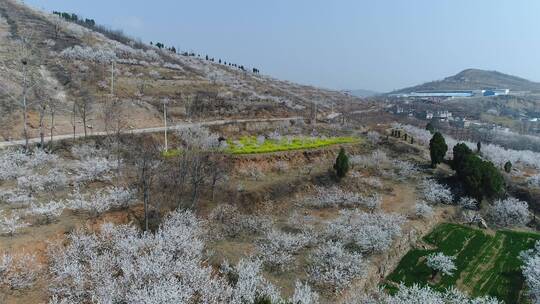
{"left": 0, "top": 117, "right": 303, "bottom": 148}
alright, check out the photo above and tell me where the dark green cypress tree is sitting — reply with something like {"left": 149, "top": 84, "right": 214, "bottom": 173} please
{"left": 429, "top": 132, "right": 447, "bottom": 168}
{"left": 481, "top": 160, "right": 505, "bottom": 199}
{"left": 334, "top": 147, "right": 349, "bottom": 180}
{"left": 426, "top": 122, "right": 435, "bottom": 134}
{"left": 451, "top": 143, "right": 473, "bottom": 172}
{"left": 504, "top": 161, "right": 512, "bottom": 173}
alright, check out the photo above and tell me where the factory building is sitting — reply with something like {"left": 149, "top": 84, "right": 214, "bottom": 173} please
{"left": 390, "top": 88, "right": 509, "bottom": 98}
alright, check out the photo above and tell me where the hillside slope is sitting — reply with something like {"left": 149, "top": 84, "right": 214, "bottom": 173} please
{"left": 0, "top": 0, "right": 365, "bottom": 141}
{"left": 391, "top": 69, "right": 540, "bottom": 93}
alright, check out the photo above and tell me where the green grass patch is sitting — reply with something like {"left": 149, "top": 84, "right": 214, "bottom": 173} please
{"left": 386, "top": 223, "right": 540, "bottom": 303}
{"left": 161, "top": 149, "right": 183, "bottom": 158}
{"left": 226, "top": 136, "right": 360, "bottom": 154}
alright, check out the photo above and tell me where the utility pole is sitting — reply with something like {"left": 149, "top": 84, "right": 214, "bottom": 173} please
{"left": 162, "top": 98, "right": 169, "bottom": 151}
{"left": 111, "top": 61, "right": 115, "bottom": 95}
{"left": 21, "top": 59, "right": 29, "bottom": 151}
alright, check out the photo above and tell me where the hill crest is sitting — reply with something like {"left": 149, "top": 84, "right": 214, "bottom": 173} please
{"left": 391, "top": 69, "right": 540, "bottom": 93}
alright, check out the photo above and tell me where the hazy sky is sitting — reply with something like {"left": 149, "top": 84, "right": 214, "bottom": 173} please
{"left": 25, "top": 0, "right": 540, "bottom": 92}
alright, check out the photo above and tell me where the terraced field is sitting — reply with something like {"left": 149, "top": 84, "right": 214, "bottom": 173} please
{"left": 226, "top": 136, "right": 360, "bottom": 154}
{"left": 386, "top": 223, "right": 540, "bottom": 303}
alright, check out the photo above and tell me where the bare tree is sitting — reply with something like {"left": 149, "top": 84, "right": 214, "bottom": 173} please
{"left": 128, "top": 137, "right": 162, "bottom": 231}
{"left": 34, "top": 85, "right": 59, "bottom": 149}
{"left": 51, "top": 15, "right": 62, "bottom": 41}
{"left": 188, "top": 152, "right": 211, "bottom": 207}
{"left": 75, "top": 90, "right": 93, "bottom": 137}
{"left": 209, "top": 153, "right": 229, "bottom": 201}
{"left": 36, "top": 90, "right": 47, "bottom": 149}
{"left": 103, "top": 97, "right": 127, "bottom": 183}
{"left": 0, "top": 33, "right": 41, "bottom": 151}
{"left": 48, "top": 91, "right": 61, "bottom": 151}
{"left": 70, "top": 100, "right": 77, "bottom": 140}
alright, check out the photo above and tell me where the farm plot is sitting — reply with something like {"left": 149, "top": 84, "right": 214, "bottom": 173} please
{"left": 386, "top": 223, "right": 540, "bottom": 303}
{"left": 226, "top": 136, "right": 360, "bottom": 154}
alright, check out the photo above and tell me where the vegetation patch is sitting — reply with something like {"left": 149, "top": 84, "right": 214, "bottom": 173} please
{"left": 386, "top": 223, "right": 540, "bottom": 303}
{"left": 226, "top": 136, "right": 360, "bottom": 154}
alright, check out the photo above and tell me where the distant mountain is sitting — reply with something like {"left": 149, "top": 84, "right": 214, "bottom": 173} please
{"left": 347, "top": 89, "right": 380, "bottom": 97}
{"left": 390, "top": 69, "right": 540, "bottom": 94}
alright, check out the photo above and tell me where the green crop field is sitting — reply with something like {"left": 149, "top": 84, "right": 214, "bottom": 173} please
{"left": 225, "top": 136, "right": 360, "bottom": 154}
{"left": 386, "top": 223, "right": 540, "bottom": 303}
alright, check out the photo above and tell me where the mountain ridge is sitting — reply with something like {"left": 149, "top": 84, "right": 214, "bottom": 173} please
{"left": 390, "top": 69, "right": 540, "bottom": 94}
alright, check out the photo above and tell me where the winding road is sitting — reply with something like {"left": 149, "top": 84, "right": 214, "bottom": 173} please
{"left": 0, "top": 117, "right": 304, "bottom": 149}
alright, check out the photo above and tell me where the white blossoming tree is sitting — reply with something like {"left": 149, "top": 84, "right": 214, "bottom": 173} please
{"left": 291, "top": 281, "right": 319, "bottom": 304}
{"left": 488, "top": 197, "right": 530, "bottom": 227}
{"left": 26, "top": 201, "right": 65, "bottom": 224}
{"left": 420, "top": 179, "right": 453, "bottom": 205}
{"left": 0, "top": 212, "right": 30, "bottom": 236}
{"left": 325, "top": 209, "right": 405, "bottom": 254}
{"left": 355, "top": 283, "right": 501, "bottom": 304}
{"left": 0, "top": 252, "right": 42, "bottom": 290}
{"left": 414, "top": 201, "right": 434, "bottom": 219}
{"left": 257, "top": 229, "right": 312, "bottom": 271}
{"left": 458, "top": 197, "right": 478, "bottom": 210}
{"left": 307, "top": 241, "right": 366, "bottom": 291}
{"left": 426, "top": 252, "right": 456, "bottom": 279}
{"left": 521, "top": 240, "right": 540, "bottom": 304}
